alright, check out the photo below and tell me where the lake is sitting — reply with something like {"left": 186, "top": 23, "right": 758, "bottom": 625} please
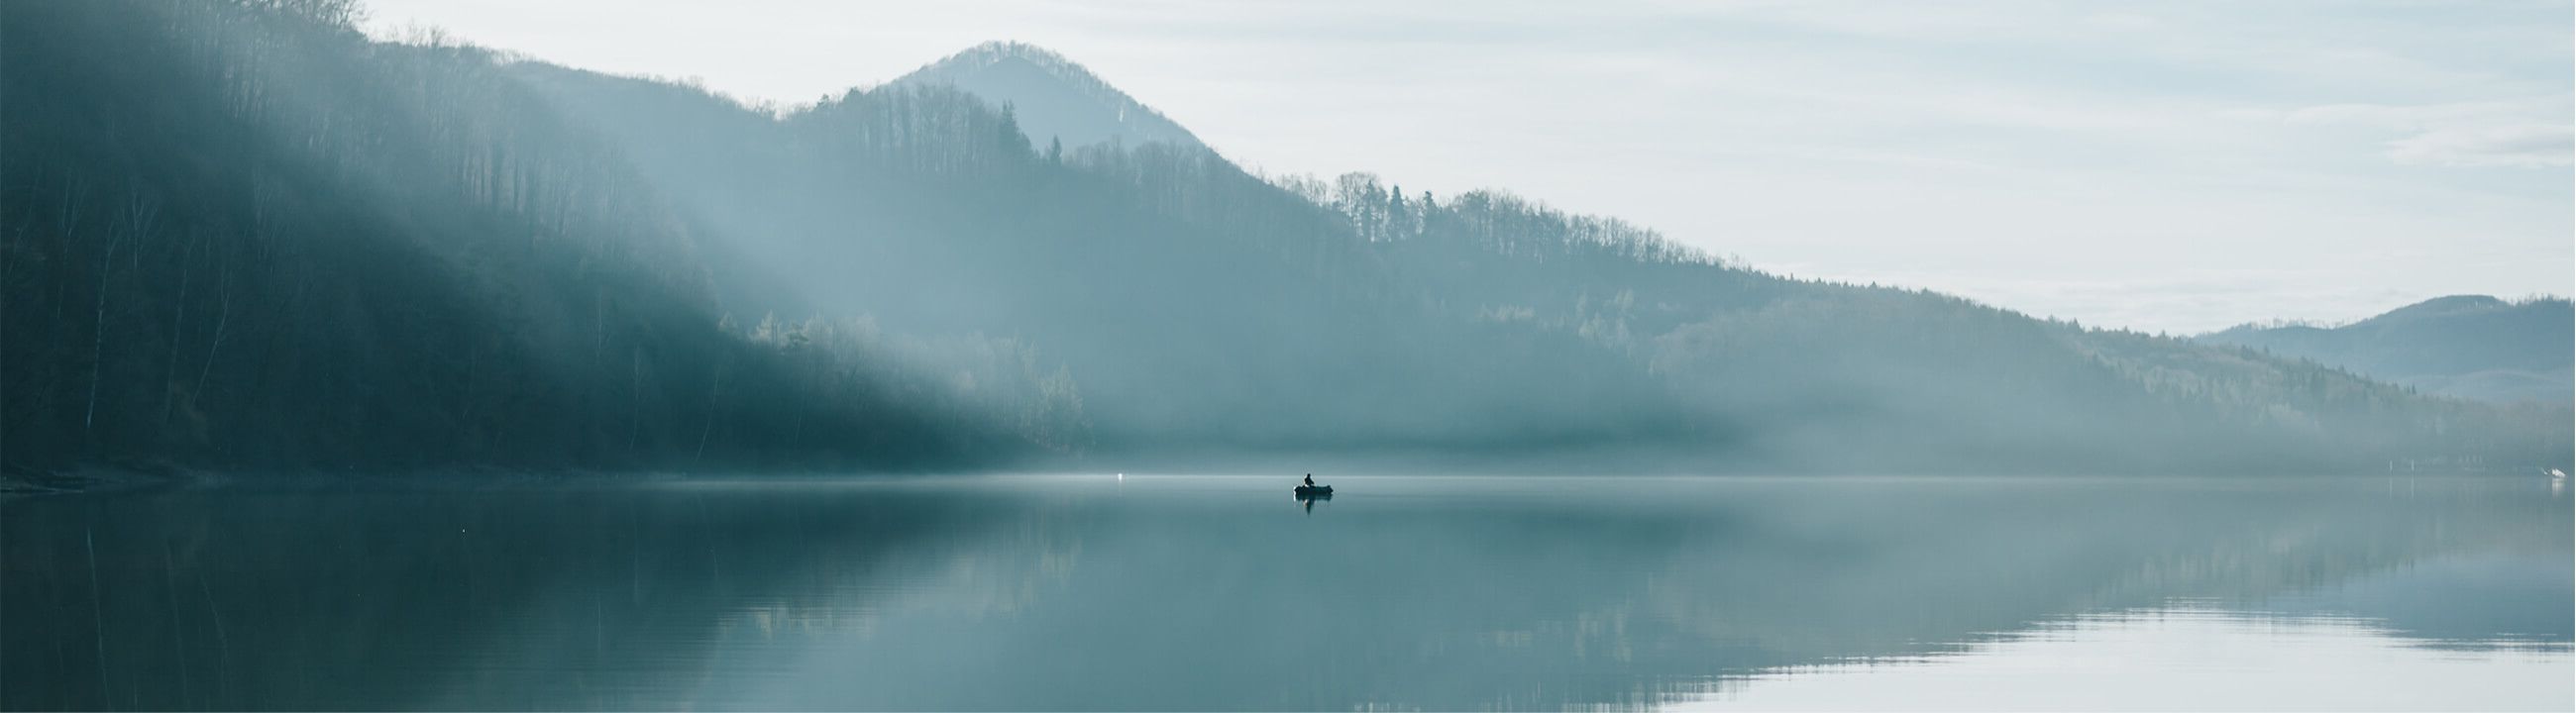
{"left": 3, "top": 474, "right": 2567, "bottom": 710}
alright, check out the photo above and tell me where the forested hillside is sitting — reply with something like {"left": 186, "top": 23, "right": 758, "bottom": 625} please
{"left": 3, "top": 0, "right": 2564, "bottom": 476}
{"left": 509, "top": 55, "right": 2568, "bottom": 471}
{"left": 0, "top": 0, "right": 1068, "bottom": 474}
{"left": 2200, "top": 296, "right": 2573, "bottom": 407}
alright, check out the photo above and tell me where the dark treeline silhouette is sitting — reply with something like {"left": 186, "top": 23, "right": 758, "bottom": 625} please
{"left": 0, "top": 0, "right": 1067, "bottom": 474}
{"left": 3, "top": 3, "right": 2565, "bottom": 475}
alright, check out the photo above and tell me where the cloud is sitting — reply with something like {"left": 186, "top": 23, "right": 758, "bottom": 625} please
{"left": 2282, "top": 101, "right": 2514, "bottom": 128}
{"left": 2282, "top": 99, "right": 2572, "bottom": 167}
{"left": 2388, "top": 123, "right": 2573, "bottom": 167}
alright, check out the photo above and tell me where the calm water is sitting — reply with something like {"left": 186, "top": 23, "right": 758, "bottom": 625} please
{"left": 3, "top": 474, "right": 2568, "bottom": 711}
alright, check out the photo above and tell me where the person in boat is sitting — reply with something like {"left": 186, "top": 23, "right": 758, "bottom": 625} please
{"left": 1303, "top": 473, "right": 1315, "bottom": 487}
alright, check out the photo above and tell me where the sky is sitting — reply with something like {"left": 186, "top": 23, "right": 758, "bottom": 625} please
{"left": 361, "top": 0, "right": 2573, "bottom": 334}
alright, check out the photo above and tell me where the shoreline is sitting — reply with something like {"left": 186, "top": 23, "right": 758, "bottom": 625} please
{"left": 0, "top": 465, "right": 212, "bottom": 499}
{"left": 4, "top": 464, "right": 2560, "bottom": 500}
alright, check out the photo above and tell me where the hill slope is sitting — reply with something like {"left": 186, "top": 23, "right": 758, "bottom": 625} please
{"left": 2199, "top": 296, "right": 2573, "bottom": 406}
{"left": 506, "top": 49, "right": 2569, "bottom": 473}
{"left": 0, "top": 0, "right": 1058, "bottom": 474}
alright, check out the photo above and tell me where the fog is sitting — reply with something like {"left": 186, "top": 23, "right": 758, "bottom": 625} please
{"left": 354, "top": 0, "right": 2576, "bottom": 335}
{"left": 3, "top": 5, "right": 2570, "bottom": 711}
{"left": 1, "top": 0, "right": 2566, "bottom": 477}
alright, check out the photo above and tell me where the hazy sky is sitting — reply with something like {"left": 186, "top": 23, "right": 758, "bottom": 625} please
{"left": 363, "top": 0, "right": 2572, "bottom": 334}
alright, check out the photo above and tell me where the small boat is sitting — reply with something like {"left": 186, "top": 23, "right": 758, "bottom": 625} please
{"left": 1294, "top": 484, "right": 1334, "bottom": 498}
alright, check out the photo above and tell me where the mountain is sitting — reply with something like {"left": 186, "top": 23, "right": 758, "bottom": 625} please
{"left": 5, "top": 2, "right": 2565, "bottom": 477}
{"left": 2199, "top": 296, "right": 2573, "bottom": 406}
{"left": 890, "top": 42, "right": 1204, "bottom": 152}
{"left": 503, "top": 47, "right": 2568, "bottom": 472}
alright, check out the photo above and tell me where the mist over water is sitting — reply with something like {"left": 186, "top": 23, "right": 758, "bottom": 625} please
{"left": 2, "top": 2, "right": 2569, "bottom": 710}
{"left": 8, "top": 0, "right": 2564, "bottom": 478}
{"left": 7, "top": 474, "right": 2565, "bottom": 710}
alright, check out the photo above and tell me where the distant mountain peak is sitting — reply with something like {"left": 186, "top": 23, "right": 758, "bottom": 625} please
{"left": 893, "top": 42, "right": 1204, "bottom": 151}
{"left": 932, "top": 41, "right": 1081, "bottom": 71}
{"left": 2195, "top": 293, "right": 2573, "bottom": 406}
{"left": 2362, "top": 294, "right": 2511, "bottom": 325}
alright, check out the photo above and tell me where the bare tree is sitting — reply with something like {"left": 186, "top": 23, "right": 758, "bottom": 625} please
{"left": 87, "top": 191, "right": 159, "bottom": 435}
{"left": 192, "top": 259, "right": 233, "bottom": 410}
{"left": 161, "top": 229, "right": 202, "bottom": 425}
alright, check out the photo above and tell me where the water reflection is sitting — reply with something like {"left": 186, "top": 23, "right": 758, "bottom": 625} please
{"left": 1690, "top": 606, "right": 2573, "bottom": 711}
{"left": 3, "top": 475, "right": 2566, "bottom": 710}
